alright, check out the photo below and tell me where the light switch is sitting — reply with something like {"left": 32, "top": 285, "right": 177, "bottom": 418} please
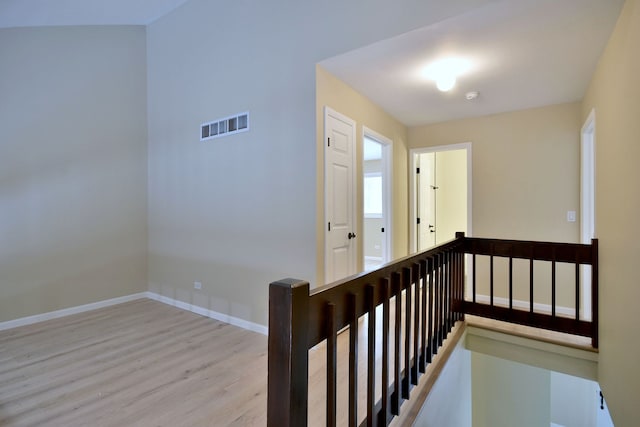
{"left": 567, "top": 211, "right": 576, "bottom": 222}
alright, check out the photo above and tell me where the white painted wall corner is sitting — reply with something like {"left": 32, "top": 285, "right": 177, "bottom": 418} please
{"left": 0, "top": 292, "right": 268, "bottom": 336}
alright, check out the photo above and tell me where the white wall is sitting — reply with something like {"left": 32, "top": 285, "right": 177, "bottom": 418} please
{"left": 472, "top": 353, "right": 551, "bottom": 427}
{"left": 413, "top": 340, "right": 609, "bottom": 427}
{"left": 414, "top": 339, "right": 472, "bottom": 427}
{"left": 0, "top": 26, "right": 148, "bottom": 322}
{"left": 550, "top": 372, "right": 598, "bottom": 427}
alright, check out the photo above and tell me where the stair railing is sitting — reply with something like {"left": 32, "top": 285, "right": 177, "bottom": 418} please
{"left": 267, "top": 233, "right": 598, "bottom": 426}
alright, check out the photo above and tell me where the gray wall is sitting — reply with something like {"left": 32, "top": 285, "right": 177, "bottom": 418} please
{"left": 416, "top": 340, "right": 472, "bottom": 427}
{"left": 0, "top": 26, "right": 148, "bottom": 321}
{"left": 146, "top": 0, "right": 497, "bottom": 326}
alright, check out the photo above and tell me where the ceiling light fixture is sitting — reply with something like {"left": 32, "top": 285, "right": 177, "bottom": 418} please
{"left": 436, "top": 75, "right": 456, "bottom": 92}
{"left": 423, "top": 57, "right": 472, "bottom": 92}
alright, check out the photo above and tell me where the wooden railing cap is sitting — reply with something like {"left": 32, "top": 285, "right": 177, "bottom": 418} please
{"left": 270, "top": 278, "right": 310, "bottom": 290}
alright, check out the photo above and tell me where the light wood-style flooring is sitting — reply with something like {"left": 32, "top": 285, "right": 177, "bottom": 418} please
{"left": 0, "top": 299, "right": 462, "bottom": 426}
{"left": 0, "top": 299, "right": 268, "bottom": 426}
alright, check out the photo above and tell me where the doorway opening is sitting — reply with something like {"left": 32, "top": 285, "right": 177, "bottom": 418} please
{"left": 410, "top": 143, "right": 472, "bottom": 253}
{"left": 362, "top": 128, "right": 392, "bottom": 271}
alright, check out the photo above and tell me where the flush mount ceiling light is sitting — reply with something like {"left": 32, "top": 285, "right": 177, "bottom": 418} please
{"left": 422, "top": 57, "right": 472, "bottom": 92}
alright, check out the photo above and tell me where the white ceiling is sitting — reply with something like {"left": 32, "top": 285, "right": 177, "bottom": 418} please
{"left": 320, "top": 0, "right": 624, "bottom": 126}
{"left": 0, "top": 0, "right": 191, "bottom": 27}
{"left": 0, "top": 0, "right": 624, "bottom": 127}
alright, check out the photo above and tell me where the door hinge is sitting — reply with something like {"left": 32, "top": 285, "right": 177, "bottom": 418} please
{"left": 417, "top": 217, "right": 421, "bottom": 225}
{"left": 381, "top": 227, "right": 385, "bottom": 232}
{"left": 328, "top": 222, "right": 331, "bottom": 231}
{"left": 327, "top": 137, "right": 330, "bottom": 147}
{"left": 416, "top": 167, "right": 420, "bottom": 174}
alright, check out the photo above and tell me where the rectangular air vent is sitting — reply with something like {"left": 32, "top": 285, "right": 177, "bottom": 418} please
{"left": 200, "top": 112, "right": 249, "bottom": 141}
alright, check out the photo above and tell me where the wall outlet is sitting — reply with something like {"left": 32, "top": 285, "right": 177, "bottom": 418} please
{"left": 194, "top": 281, "right": 202, "bottom": 290}
{"left": 567, "top": 211, "right": 576, "bottom": 222}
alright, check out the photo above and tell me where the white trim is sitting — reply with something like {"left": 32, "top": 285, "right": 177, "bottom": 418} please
{"left": 0, "top": 292, "right": 148, "bottom": 331}
{"left": 581, "top": 108, "right": 596, "bottom": 242}
{"left": 410, "top": 142, "right": 473, "bottom": 253}
{"left": 473, "top": 294, "right": 576, "bottom": 318}
{"left": 363, "top": 126, "right": 393, "bottom": 262}
{"left": 580, "top": 109, "right": 596, "bottom": 321}
{"left": 146, "top": 292, "right": 268, "bottom": 335}
{"left": 0, "top": 292, "right": 268, "bottom": 336}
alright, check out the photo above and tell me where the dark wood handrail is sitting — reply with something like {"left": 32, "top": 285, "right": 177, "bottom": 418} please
{"left": 267, "top": 234, "right": 598, "bottom": 427}
{"left": 462, "top": 236, "right": 598, "bottom": 347}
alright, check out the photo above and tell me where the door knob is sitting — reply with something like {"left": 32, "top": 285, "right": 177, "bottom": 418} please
{"left": 348, "top": 232, "right": 356, "bottom": 239}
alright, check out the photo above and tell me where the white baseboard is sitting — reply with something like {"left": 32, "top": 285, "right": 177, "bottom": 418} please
{"left": 0, "top": 292, "right": 268, "bottom": 336}
{"left": 472, "top": 294, "right": 579, "bottom": 318}
{"left": 0, "top": 292, "right": 148, "bottom": 331}
{"left": 145, "top": 292, "right": 268, "bottom": 336}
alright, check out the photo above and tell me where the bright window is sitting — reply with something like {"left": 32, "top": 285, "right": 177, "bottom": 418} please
{"left": 364, "top": 173, "right": 382, "bottom": 218}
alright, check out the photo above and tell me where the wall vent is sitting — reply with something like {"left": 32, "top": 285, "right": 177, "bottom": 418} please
{"left": 201, "top": 112, "right": 249, "bottom": 141}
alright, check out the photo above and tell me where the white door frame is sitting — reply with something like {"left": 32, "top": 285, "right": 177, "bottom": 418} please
{"left": 581, "top": 109, "right": 596, "bottom": 320}
{"left": 324, "top": 107, "right": 357, "bottom": 283}
{"left": 363, "top": 126, "right": 393, "bottom": 263}
{"left": 409, "top": 142, "right": 473, "bottom": 253}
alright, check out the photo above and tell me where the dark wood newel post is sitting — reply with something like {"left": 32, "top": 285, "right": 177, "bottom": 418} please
{"left": 591, "top": 239, "right": 599, "bottom": 348}
{"left": 454, "top": 232, "right": 466, "bottom": 318}
{"left": 267, "top": 278, "right": 310, "bottom": 427}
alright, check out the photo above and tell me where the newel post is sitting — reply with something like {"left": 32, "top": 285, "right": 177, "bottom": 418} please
{"left": 267, "top": 278, "right": 310, "bottom": 427}
{"left": 454, "top": 232, "right": 466, "bottom": 319}
{"left": 591, "top": 239, "right": 599, "bottom": 348}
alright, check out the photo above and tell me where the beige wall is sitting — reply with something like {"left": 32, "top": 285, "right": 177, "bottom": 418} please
{"left": 0, "top": 26, "right": 148, "bottom": 322}
{"left": 581, "top": 0, "right": 640, "bottom": 424}
{"left": 409, "top": 102, "right": 581, "bottom": 243}
{"left": 410, "top": 104, "right": 582, "bottom": 307}
{"left": 316, "top": 65, "right": 409, "bottom": 285}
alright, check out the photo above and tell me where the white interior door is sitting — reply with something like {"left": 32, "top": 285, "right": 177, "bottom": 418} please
{"left": 434, "top": 149, "right": 468, "bottom": 244}
{"left": 417, "top": 153, "right": 436, "bottom": 251}
{"left": 325, "top": 107, "right": 357, "bottom": 283}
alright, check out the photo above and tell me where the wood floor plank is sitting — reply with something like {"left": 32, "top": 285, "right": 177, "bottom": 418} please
{"left": 0, "top": 297, "right": 448, "bottom": 426}
{"left": 0, "top": 299, "right": 268, "bottom": 427}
